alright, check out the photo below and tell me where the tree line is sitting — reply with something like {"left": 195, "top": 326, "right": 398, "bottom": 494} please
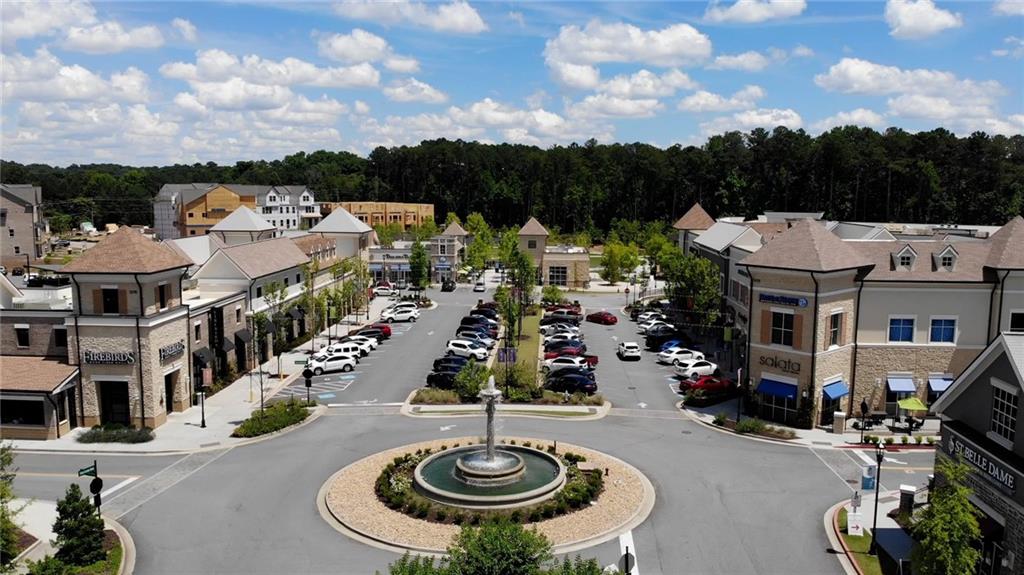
{"left": 2, "top": 127, "right": 1022, "bottom": 234}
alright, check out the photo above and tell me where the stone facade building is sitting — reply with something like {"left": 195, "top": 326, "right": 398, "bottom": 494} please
{"left": 518, "top": 217, "right": 590, "bottom": 289}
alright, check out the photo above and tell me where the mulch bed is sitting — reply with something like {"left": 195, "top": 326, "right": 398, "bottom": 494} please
{"left": 102, "top": 529, "right": 118, "bottom": 552}
{"left": 15, "top": 527, "right": 37, "bottom": 556}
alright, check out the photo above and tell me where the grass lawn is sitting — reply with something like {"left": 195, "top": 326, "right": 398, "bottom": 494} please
{"left": 838, "top": 508, "right": 883, "bottom": 575}
{"left": 515, "top": 312, "right": 541, "bottom": 373}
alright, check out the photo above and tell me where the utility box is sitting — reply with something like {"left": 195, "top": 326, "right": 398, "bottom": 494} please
{"left": 833, "top": 412, "right": 846, "bottom": 434}
{"left": 854, "top": 450, "right": 878, "bottom": 490}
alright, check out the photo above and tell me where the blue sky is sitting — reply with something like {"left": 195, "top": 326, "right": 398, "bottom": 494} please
{"left": 2, "top": 0, "right": 1022, "bottom": 166}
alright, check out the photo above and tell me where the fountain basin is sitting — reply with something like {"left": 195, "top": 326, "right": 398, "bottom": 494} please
{"left": 414, "top": 445, "right": 566, "bottom": 509}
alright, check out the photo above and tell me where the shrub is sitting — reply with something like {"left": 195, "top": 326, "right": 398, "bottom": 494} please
{"left": 77, "top": 425, "right": 154, "bottom": 444}
{"left": 523, "top": 441, "right": 532, "bottom": 448}
{"left": 469, "top": 514, "right": 482, "bottom": 526}
{"left": 434, "top": 509, "right": 447, "bottom": 522}
{"left": 510, "top": 509, "right": 522, "bottom": 523}
{"left": 528, "top": 509, "right": 542, "bottom": 523}
{"left": 231, "top": 398, "right": 310, "bottom": 438}
{"left": 713, "top": 412, "right": 728, "bottom": 426}
{"left": 454, "top": 362, "right": 491, "bottom": 402}
{"left": 555, "top": 501, "right": 568, "bottom": 515}
{"left": 26, "top": 555, "right": 69, "bottom": 575}
{"left": 884, "top": 437, "right": 895, "bottom": 445}
{"left": 541, "top": 504, "right": 556, "bottom": 519}
{"left": 915, "top": 435, "right": 924, "bottom": 445}
{"left": 415, "top": 504, "right": 429, "bottom": 519}
{"left": 735, "top": 418, "right": 767, "bottom": 434}
{"left": 53, "top": 484, "right": 105, "bottom": 566}
{"left": 563, "top": 452, "right": 586, "bottom": 464}
{"left": 411, "top": 388, "right": 460, "bottom": 405}
{"left": 451, "top": 512, "right": 465, "bottom": 525}
{"left": 901, "top": 436, "right": 909, "bottom": 445}
{"left": 926, "top": 436, "right": 935, "bottom": 445}
{"left": 546, "top": 444, "right": 556, "bottom": 454}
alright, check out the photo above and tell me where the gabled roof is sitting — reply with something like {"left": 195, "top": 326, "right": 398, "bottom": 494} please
{"left": 156, "top": 183, "right": 215, "bottom": 203}
{"left": 931, "top": 333, "right": 1024, "bottom": 414}
{"left": 855, "top": 241, "right": 991, "bottom": 282}
{"left": 166, "top": 234, "right": 225, "bottom": 266}
{"left": 518, "top": 217, "right": 549, "bottom": 236}
{"left": 210, "top": 206, "right": 275, "bottom": 232}
{"left": 672, "top": 203, "right": 715, "bottom": 231}
{"left": 0, "top": 273, "right": 24, "bottom": 302}
{"left": 62, "top": 227, "right": 191, "bottom": 274}
{"left": 986, "top": 215, "right": 1024, "bottom": 270}
{"left": 0, "top": 356, "right": 78, "bottom": 393}
{"left": 742, "top": 219, "right": 873, "bottom": 273}
{"left": 441, "top": 221, "right": 468, "bottom": 236}
{"left": 1, "top": 184, "right": 41, "bottom": 205}
{"left": 309, "top": 205, "right": 372, "bottom": 234}
{"left": 214, "top": 237, "right": 310, "bottom": 279}
{"left": 693, "top": 222, "right": 756, "bottom": 253}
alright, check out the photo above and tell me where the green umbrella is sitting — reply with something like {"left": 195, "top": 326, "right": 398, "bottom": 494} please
{"left": 897, "top": 397, "right": 928, "bottom": 412}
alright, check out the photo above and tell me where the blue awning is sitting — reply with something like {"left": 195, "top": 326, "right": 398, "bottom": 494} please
{"left": 398, "top": 264, "right": 411, "bottom": 271}
{"left": 434, "top": 264, "right": 451, "bottom": 270}
{"left": 822, "top": 381, "right": 849, "bottom": 401}
{"left": 757, "top": 378, "right": 797, "bottom": 400}
{"left": 368, "top": 264, "right": 383, "bottom": 271}
{"left": 887, "top": 377, "right": 916, "bottom": 393}
{"left": 928, "top": 377, "right": 953, "bottom": 393}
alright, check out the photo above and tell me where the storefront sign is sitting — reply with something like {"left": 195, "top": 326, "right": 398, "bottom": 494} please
{"left": 159, "top": 341, "right": 185, "bottom": 361}
{"left": 759, "top": 293, "right": 808, "bottom": 307}
{"left": 758, "top": 355, "right": 801, "bottom": 375}
{"left": 942, "top": 428, "right": 1017, "bottom": 495}
{"left": 84, "top": 351, "right": 135, "bottom": 365}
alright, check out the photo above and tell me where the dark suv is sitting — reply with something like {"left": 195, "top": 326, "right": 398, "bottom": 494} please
{"left": 644, "top": 325, "right": 679, "bottom": 350}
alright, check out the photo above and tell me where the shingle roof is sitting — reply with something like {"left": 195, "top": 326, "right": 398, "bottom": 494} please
{"left": 854, "top": 240, "right": 991, "bottom": 281}
{"left": 0, "top": 356, "right": 78, "bottom": 393}
{"left": 985, "top": 215, "right": 1024, "bottom": 270}
{"left": 63, "top": 227, "right": 192, "bottom": 274}
{"left": 156, "top": 183, "right": 215, "bottom": 204}
{"left": 672, "top": 203, "right": 715, "bottom": 231}
{"left": 210, "top": 206, "right": 275, "bottom": 232}
{"left": 1, "top": 184, "right": 41, "bottom": 205}
{"left": 742, "top": 219, "right": 874, "bottom": 272}
{"left": 441, "top": 221, "right": 468, "bottom": 236}
{"left": 309, "top": 206, "right": 372, "bottom": 234}
{"left": 218, "top": 237, "right": 310, "bottom": 278}
{"left": 518, "top": 217, "right": 549, "bottom": 236}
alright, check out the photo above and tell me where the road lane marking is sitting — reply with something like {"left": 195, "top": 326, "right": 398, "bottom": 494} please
{"left": 17, "top": 472, "right": 134, "bottom": 479}
{"left": 101, "top": 476, "right": 139, "bottom": 498}
{"left": 618, "top": 529, "right": 639, "bottom": 574}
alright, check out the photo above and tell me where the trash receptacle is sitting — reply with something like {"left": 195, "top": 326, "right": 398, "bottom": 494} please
{"left": 861, "top": 462, "right": 877, "bottom": 490}
{"left": 833, "top": 411, "right": 846, "bottom": 434}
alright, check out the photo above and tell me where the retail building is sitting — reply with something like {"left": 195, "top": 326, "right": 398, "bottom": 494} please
{"left": 518, "top": 218, "right": 590, "bottom": 289}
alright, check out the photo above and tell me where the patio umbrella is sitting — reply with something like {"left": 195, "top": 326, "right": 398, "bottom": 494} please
{"left": 897, "top": 397, "right": 928, "bottom": 412}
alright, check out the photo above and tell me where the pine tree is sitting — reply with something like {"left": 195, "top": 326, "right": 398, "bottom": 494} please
{"left": 911, "top": 458, "right": 981, "bottom": 575}
{"left": 0, "top": 442, "right": 22, "bottom": 572}
{"left": 52, "top": 484, "right": 105, "bottom": 566}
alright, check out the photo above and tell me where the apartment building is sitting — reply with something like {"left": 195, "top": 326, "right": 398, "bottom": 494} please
{"left": 154, "top": 184, "right": 320, "bottom": 239}
{"left": 323, "top": 202, "right": 434, "bottom": 230}
{"left": 1, "top": 184, "right": 45, "bottom": 268}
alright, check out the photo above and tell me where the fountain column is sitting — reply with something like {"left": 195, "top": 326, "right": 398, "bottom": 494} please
{"left": 479, "top": 375, "right": 500, "bottom": 462}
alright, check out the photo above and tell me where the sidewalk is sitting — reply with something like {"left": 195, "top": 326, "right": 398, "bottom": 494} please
{"left": 13, "top": 499, "right": 135, "bottom": 575}
{"left": 9, "top": 297, "right": 394, "bottom": 454}
{"left": 683, "top": 397, "right": 942, "bottom": 448}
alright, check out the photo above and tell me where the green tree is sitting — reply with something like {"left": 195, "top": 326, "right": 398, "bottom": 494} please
{"left": 445, "top": 212, "right": 462, "bottom": 227}
{"left": 409, "top": 241, "right": 429, "bottom": 289}
{"left": 411, "top": 217, "right": 440, "bottom": 242}
{"left": 1, "top": 442, "right": 22, "bottom": 572}
{"left": 643, "top": 231, "right": 668, "bottom": 275}
{"left": 464, "top": 212, "right": 493, "bottom": 272}
{"left": 382, "top": 553, "right": 443, "bottom": 575}
{"left": 453, "top": 361, "right": 490, "bottom": 402}
{"left": 446, "top": 516, "right": 552, "bottom": 575}
{"left": 373, "top": 222, "right": 403, "bottom": 248}
{"left": 541, "top": 285, "right": 565, "bottom": 304}
{"left": 599, "top": 242, "right": 624, "bottom": 285}
{"left": 52, "top": 484, "right": 104, "bottom": 566}
{"left": 545, "top": 556, "right": 607, "bottom": 575}
{"left": 260, "top": 281, "right": 288, "bottom": 378}
{"left": 911, "top": 458, "right": 981, "bottom": 575}
{"left": 678, "top": 254, "right": 721, "bottom": 325}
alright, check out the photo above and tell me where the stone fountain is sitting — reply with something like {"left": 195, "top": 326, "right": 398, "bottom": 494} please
{"left": 413, "top": 376, "right": 566, "bottom": 508}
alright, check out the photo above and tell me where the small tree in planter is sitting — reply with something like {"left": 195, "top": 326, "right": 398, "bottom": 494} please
{"left": 911, "top": 458, "right": 981, "bottom": 575}
{"left": 52, "top": 484, "right": 105, "bottom": 566}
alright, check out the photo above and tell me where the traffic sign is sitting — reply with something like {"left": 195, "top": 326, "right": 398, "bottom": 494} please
{"left": 78, "top": 464, "right": 96, "bottom": 477}
{"left": 89, "top": 477, "right": 103, "bottom": 495}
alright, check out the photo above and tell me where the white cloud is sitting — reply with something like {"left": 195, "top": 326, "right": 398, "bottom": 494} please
{"left": 160, "top": 49, "right": 380, "bottom": 88}
{"left": 792, "top": 44, "right": 815, "bottom": 57}
{"left": 993, "top": 0, "right": 1024, "bottom": 15}
{"left": 354, "top": 100, "right": 371, "bottom": 115}
{"left": 507, "top": 11, "right": 525, "bottom": 27}
{"left": 678, "top": 85, "right": 764, "bottom": 112}
{"left": 599, "top": 69, "right": 697, "bottom": 98}
{"left": 62, "top": 21, "right": 164, "bottom": 54}
{"left": 2, "top": 48, "right": 149, "bottom": 103}
{"left": 333, "top": 0, "right": 488, "bottom": 34}
{"left": 318, "top": 29, "right": 391, "bottom": 63}
{"left": 171, "top": 18, "right": 197, "bottom": 42}
{"left": 704, "top": 0, "right": 807, "bottom": 23}
{"left": 548, "top": 62, "right": 602, "bottom": 89}
{"left": 0, "top": 0, "right": 97, "bottom": 44}
{"left": 884, "top": 0, "right": 962, "bottom": 39}
{"left": 383, "top": 78, "right": 448, "bottom": 103}
{"left": 384, "top": 56, "right": 420, "bottom": 73}
{"left": 811, "top": 108, "right": 886, "bottom": 132}
{"left": 544, "top": 20, "right": 713, "bottom": 76}
{"left": 190, "top": 78, "right": 294, "bottom": 111}
{"left": 709, "top": 51, "right": 770, "bottom": 71}
{"left": 525, "top": 90, "right": 549, "bottom": 109}
{"left": 261, "top": 95, "right": 349, "bottom": 125}
{"left": 700, "top": 108, "right": 803, "bottom": 136}
{"left": 992, "top": 36, "right": 1024, "bottom": 58}
{"left": 568, "top": 94, "right": 663, "bottom": 118}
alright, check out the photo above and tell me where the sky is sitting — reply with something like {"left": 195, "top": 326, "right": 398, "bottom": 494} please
{"left": 1, "top": 0, "right": 1022, "bottom": 167}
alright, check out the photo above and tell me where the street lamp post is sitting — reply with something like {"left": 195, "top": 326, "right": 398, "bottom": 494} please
{"left": 868, "top": 441, "right": 885, "bottom": 555}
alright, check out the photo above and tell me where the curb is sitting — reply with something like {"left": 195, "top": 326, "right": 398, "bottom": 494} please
{"left": 677, "top": 402, "right": 809, "bottom": 449}
{"left": 824, "top": 500, "right": 860, "bottom": 575}
{"left": 12, "top": 536, "right": 41, "bottom": 567}
{"left": 105, "top": 513, "right": 136, "bottom": 575}
{"left": 402, "top": 392, "right": 611, "bottom": 421}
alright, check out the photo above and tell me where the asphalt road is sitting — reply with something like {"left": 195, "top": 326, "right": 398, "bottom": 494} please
{"left": 11, "top": 287, "right": 933, "bottom": 574}
{"left": 12, "top": 453, "right": 184, "bottom": 502}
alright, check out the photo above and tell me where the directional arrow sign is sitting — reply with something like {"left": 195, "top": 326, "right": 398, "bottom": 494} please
{"left": 883, "top": 457, "right": 907, "bottom": 465}
{"left": 440, "top": 425, "right": 457, "bottom": 431}
{"left": 637, "top": 402, "right": 648, "bottom": 409}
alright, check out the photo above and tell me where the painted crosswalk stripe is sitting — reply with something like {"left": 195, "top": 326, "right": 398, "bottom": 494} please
{"left": 101, "top": 476, "right": 139, "bottom": 499}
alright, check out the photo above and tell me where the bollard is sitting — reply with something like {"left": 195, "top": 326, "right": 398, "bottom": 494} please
{"left": 605, "top": 467, "right": 609, "bottom": 477}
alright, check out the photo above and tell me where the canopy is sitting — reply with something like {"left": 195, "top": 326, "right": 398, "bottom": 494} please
{"left": 757, "top": 378, "right": 797, "bottom": 400}
{"left": 368, "top": 263, "right": 383, "bottom": 271}
{"left": 220, "top": 338, "right": 235, "bottom": 353}
{"left": 822, "top": 381, "right": 850, "bottom": 401}
{"left": 235, "top": 329, "right": 253, "bottom": 343}
{"left": 886, "top": 377, "right": 916, "bottom": 393}
{"left": 434, "top": 263, "right": 451, "bottom": 270}
{"left": 897, "top": 397, "right": 928, "bottom": 412}
{"left": 928, "top": 377, "right": 953, "bottom": 393}
{"left": 192, "top": 347, "right": 214, "bottom": 367}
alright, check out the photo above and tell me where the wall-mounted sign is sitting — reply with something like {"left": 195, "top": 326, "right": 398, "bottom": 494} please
{"left": 759, "top": 293, "right": 808, "bottom": 307}
{"left": 759, "top": 355, "right": 801, "bottom": 375}
{"left": 84, "top": 351, "right": 135, "bottom": 365}
{"left": 942, "top": 428, "right": 1017, "bottom": 495}
{"left": 159, "top": 341, "right": 185, "bottom": 362}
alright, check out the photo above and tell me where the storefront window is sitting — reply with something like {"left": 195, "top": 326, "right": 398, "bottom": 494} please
{"left": 102, "top": 288, "right": 120, "bottom": 314}
{"left": 1009, "top": 312, "right": 1024, "bottom": 333}
{"left": 0, "top": 399, "right": 45, "bottom": 425}
{"left": 991, "top": 384, "right": 1018, "bottom": 444}
{"left": 759, "top": 393, "right": 797, "bottom": 426}
{"left": 54, "top": 328, "right": 67, "bottom": 348}
{"left": 548, "top": 266, "right": 567, "bottom": 286}
{"left": 888, "top": 317, "right": 914, "bottom": 342}
{"left": 15, "top": 327, "right": 29, "bottom": 347}
{"left": 930, "top": 318, "right": 956, "bottom": 343}
{"left": 770, "top": 311, "right": 793, "bottom": 346}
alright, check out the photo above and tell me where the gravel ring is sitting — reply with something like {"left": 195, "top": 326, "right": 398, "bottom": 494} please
{"left": 323, "top": 436, "right": 650, "bottom": 553}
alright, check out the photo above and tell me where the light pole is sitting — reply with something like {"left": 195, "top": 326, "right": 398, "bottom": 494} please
{"left": 869, "top": 441, "right": 885, "bottom": 555}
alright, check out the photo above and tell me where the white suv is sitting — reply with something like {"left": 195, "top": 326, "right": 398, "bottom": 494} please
{"left": 341, "top": 335, "right": 377, "bottom": 351}
{"left": 381, "top": 307, "right": 420, "bottom": 323}
{"left": 307, "top": 353, "right": 356, "bottom": 375}
{"left": 319, "top": 342, "right": 363, "bottom": 361}
{"left": 657, "top": 347, "right": 704, "bottom": 365}
{"left": 617, "top": 341, "right": 642, "bottom": 360}
{"left": 673, "top": 359, "right": 718, "bottom": 380}
{"left": 542, "top": 355, "right": 588, "bottom": 372}
{"left": 446, "top": 339, "right": 488, "bottom": 360}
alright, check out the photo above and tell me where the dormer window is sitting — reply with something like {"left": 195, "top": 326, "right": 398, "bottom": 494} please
{"left": 892, "top": 245, "right": 917, "bottom": 270}
{"left": 899, "top": 255, "right": 913, "bottom": 267}
{"left": 268, "top": 195, "right": 276, "bottom": 203}
{"left": 940, "top": 255, "right": 953, "bottom": 267}
{"left": 934, "top": 245, "right": 958, "bottom": 271}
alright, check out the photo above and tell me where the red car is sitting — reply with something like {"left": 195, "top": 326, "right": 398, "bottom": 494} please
{"left": 543, "top": 346, "right": 584, "bottom": 360}
{"left": 585, "top": 311, "right": 618, "bottom": 325}
{"left": 678, "top": 375, "right": 734, "bottom": 394}
{"left": 369, "top": 322, "right": 393, "bottom": 337}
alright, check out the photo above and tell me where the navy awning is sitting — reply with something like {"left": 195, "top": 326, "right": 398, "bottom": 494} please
{"left": 822, "top": 381, "right": 849, "bottom": 401}
{"left": 398, "top": 264, "right": 411, "bottom": 271}
{"left": 928, "top": 377, "right": 953, "bottom": 393}
{"left": 757, "top": 378, "right": 797, "bottom": 400}
{"left": 887, "top": 377, "right": 916, "bottom": 393}
{"left": 368, "top": 264, "right": 383, "bottom": 271}
{"left": 434, "top": 263, "right": 451, "bottom": 270}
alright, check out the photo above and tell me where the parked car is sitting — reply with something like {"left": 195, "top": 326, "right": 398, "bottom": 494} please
{"left": 543, "top": 332, "right": 583, "bottom": 346}
{"left": 473, "top": 281, "right": 486, "bottom": 292}
{"left": 657, "top": 347, "right": 705, "bottom": 365}
{"left": 433, "top": 356, "right": 469, "bottom": 372}
{"left": 441, "top": 280, "right": 456, "bottom": 292}
{"left": 585, "top": 311, "right": 618, "bottom": 325}
{"left": 542, "top": 355, "right": 589, "bottom": 373}
{"left": 637, "top": 311, "right": 666, "bottom": 323}
{"left": 426, "top": 370, "right": 461, "bottom": 389}
{"left": 470, "top": 307, "right": 499, "bottom": 321}
{"left": 645, "top": 326, "right": 680, "bottom": 350}
{"left": 334, "top": 337, "right": 374, "bottom": 354}
{"left": 547, "top": 309, "right": 582, "bottom": 322}
{"left": 637, "top": 319, "right": 669, "bottom": 333}
{"left": 307, "top": 353, "right": 356, "bottom": 375}
{"left": 381, "top": 307, "right": 420, "bottom": 323}
{"left": 539, "top": 315, "right": 579, "bottom": 327}
{"left": 11, "top": 268, "right": 24, "bottom": 276}
{"left": 446, "top": 339, "right": 488, "bottom": 360}
{"left": 461, "top": 315, "right": 498, "bottom": 328}
{"left": 678, "top": 375, "right": 735, "bottom": 394}
{"left": 456, "top": 330, "right": 496, "bottom": 348}
{"left": 544, "top": 339, "right": 586, "bottom": 354}
{"left": 543, "top": 346, "right": 585, "bottom": 360}
{"left": 386, "top": 301, "right": 418, "bottom": 312}
{"left": 395, "top": 279, "right": 408, "bottom": 290}
{"left": 355, "top": 327, "right": 386, "bottom": 342}
{"left": 319, "top": 342, "right": 364, "bottom": 361}
{"left": 459, "top": 320, "right": 498, "bottom": 338}
{"left": 544, "top": 303, "right": 581, "bottom": 313}
{"left": 545, "top": 374, "right": 598, "bottom": 395}
{"left": 545, "top": 366, "right": 596, "bottom": 381}
{"left": 373, "top": 285, "right": 396, "bottom": 297}
{"left": 368, "top": 323, "right": 393, "bottom": 337}
{"left": 673, "top": 359, "right": 719, "bottom": 381}
{"left": 539, "top": 322, "right": 580, "bottom": 336}
{"left": 617, "top": 341, "right": 642, "bottom": 360}
{"left": 476, "top": 301, "right": 499, "bottom": 310}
